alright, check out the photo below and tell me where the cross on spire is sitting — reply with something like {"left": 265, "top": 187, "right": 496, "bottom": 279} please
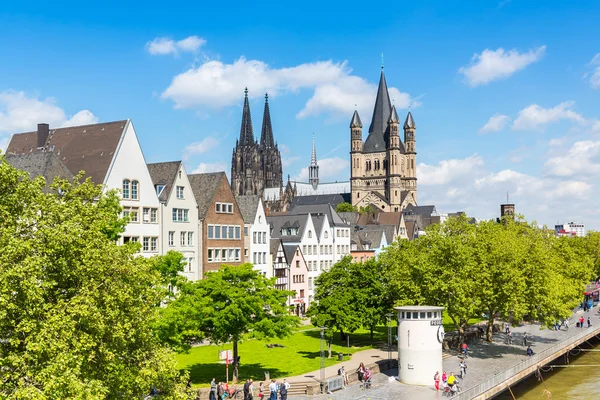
{"left": 381, "top": 53, "right": 384, "bottom": 70}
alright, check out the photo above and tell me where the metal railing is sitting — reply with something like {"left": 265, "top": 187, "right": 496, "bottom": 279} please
{"left": 327, "top": 376, "right": 344, "bottom": 392}
{"left": 456, "top": 325, "right": 600, "bottom": 399}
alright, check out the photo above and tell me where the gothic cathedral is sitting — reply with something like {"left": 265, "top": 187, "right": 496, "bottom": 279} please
{"left": 350, "top": 69, "right": 418, "bottom": 212}
{"left": 231, "top": 89, "right": 283, "bottom": 196}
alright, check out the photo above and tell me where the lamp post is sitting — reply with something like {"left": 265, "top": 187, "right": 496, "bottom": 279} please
{"left": 319, "top": 326, "right": 327, "bottom": 392}
{"left": 386, "top": 313, "right": 395, "bottom": 369}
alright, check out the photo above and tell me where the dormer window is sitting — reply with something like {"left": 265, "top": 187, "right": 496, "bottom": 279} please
{"left": 156, "top": 185, "right": 165, "bottom": 196}
{"left": 308, "top": 230, "right": 312, "bottom": 238}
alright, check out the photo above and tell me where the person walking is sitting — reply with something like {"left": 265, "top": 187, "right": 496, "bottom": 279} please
{"left": 580, "top": 316, "right": 585, "bottom": 328}
{"left": 434, "top": 371, "right": 440, "bottom": 391}
{"left": 209, "top": 379, "right": 217, "bottom": 400}
{"left": 459, "top": 360, "right": 467, "bottom": 379}
{"left": 505, "top": 322, "right": 510, "bottom": 335}
{"left": 338, "top": 366, "right": 348, "bottom": 387}
{"left": 522, "top": 332, "right": 528, "bottom": 346}
{"left": 258, "top": 382, "right": 264, "bottom": 399}
{"left": 527, "top": 346, "right": 534, "bottom": 357}
{"left": 588, "top": 317, "right": 592, "bottom": 328}
{"left": 248, "top": 379, "right": 255, "bottom": 400}
{"left": 461, "top": 343, "right": 469, "bottom": 358}
{"left": 506, "top": 330, "right": 512, "bottom": 345}
{"left": 268, "top": 380, "right": 278, "bottom": 400}
{"left": 217, "top": 382, "right": 224, "bottom": 400}
{"left": 244, "top": 379, "right": 251, "bottom": 400}
{"left": 279, "top": 379, "right": 290, "bottom": 400}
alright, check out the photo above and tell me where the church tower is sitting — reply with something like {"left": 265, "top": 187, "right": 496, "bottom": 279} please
{"left": 309, "top": 137, "right": 319, "bottom": 189}
{"left": 350, "top": 68, "right": 418, "bottom": 211}
{"left": 231, "top": 90, "right": 283, "bottom": 196}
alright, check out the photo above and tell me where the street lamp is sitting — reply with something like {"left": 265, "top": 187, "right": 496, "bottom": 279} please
{"left": 386, "top": 313, "right": 395, "bottom": 369}
{"left": 319, "top": 326, "right": 327, "bottom": 392}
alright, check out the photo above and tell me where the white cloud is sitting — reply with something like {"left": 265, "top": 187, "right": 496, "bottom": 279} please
{"left": 0, "top": 136, "right": 9, "bottom": 153}
{"left": 293, "top": 157, "right": 348, "bottom": 181}
{"left": 417, "top": 154, "right": 484, "bottom": 185}
{"left": 479, "top": 114, "right": 510, "bottom": 133}
{"left": 182, "top": 137, "right": 220, "bottom": 161}
{"left": 0, "top": 90, "right": 97, "bottom": 133}
{"left": 512, "top": 101, "right": 584, "bottom": 131}
{"left": 146, "top": 35, "right": 206, "bottom": 56}
{"left": 191, "top": 161, "right": 227, "bottom": 174}
{"left": 161, "top": 57, "right": 417, "bottom": 119}
{"left": 548, "top": 137, "right": 567, "bottom": 147}
{"left": 459, "top": 46, "right": 546, "bottom": 86}
{"left": 282, "top": 156, "right": 300, "bottom": 168}
{"left": 587, "top": 53, "right": 600, "bottom": 90}
{"left": 545, "top": 140, "right": 600, "bottom": 177}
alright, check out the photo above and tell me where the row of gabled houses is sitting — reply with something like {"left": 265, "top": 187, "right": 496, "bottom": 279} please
{"left": 3, "top": 120, "right": 444, "bottom": 315}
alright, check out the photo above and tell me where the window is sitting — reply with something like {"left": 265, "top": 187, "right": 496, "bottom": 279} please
{"left": 427, "top": 312, "right": 432, "bottom": 319}
{"left": 221, "top": 249, "right": 226, "bottom": 261}
{"left": 244, "top": 227, "right": 248, "bottom": 235}
{"left": 235, "top": 226, "right": 241, "bottom": 239}
{"left": 131, "top": 180, "right": 139, "bottom": 200}
{"left": 221, "top": 226, "right": 227, "bottom": 239}
{"left": 208, "top": 249, "right": 214, "bottom": 262}
{"left": 296, "top": 260, "right": 300, "bottom": 268}
{"left": 228, "top": 249, "right": 234, "bottom": 261}
{"left": 303, "top": 245, "right": 307, "bottom": 254}
{"left": 215, "top": 226, "right": 221, "bottom": 239}
{"left": 176, "top": 186, "right": 184, "bottom": 199}
{"left": 406, "top": 312, "right": 411, "bottom": 319}
{"left": 253, "top": 253, "right": 257, "bottom": 264}
{"left": 300, "top": 289, "right": 305, "bottom": 298}
{"left": 180, "top": 232, "right": 186, "bottom": 246}
{"left": 420, "top": 312, "right": 426, "bottom": 319}
{"left": 214, "top": 249, "right": 221, "bottom": 262}
{"left": 143, "top": 237, "right": 149, "bottom": 251}
{"left": 188, "top": 232, "right": 194, "bottom": 246}
{"left": 122, "top": 179, "right": 130, "bottom": 199}
{"left": 143, "top": 237, "right": 157, "bottom": 252}
{"left": 308, "top": 230, "right": 312, "bottom": 238}
{"left": 168, "top": 231, "right": 174, "bottom": 246}
{"left": 124, "top": 207, "right": 139, "bottom": 223}
{"left": 235, "top": 248, "right": 241, "bottom": 261}
{"left": 253, "top": 232, "right": 257, "bottom": 244}
{"left": 228, "top": 226, "right": 234, "bottom": 240}
{"left": 143, "top": 208, "right": 150, "bottom": 223}
{"left": 151, "top": 208, "right": 157, "bottom": 223}
{"left": 172, "top": 208, "right": 189, "bottom": 222}
{"left": 324, "top": 231, "right": 328, "bottom": 239}
{"left": 216, "top": 202, "right": 234, "bottom": 214}
{"left": 123, "top": 236, "right": 139, "bottom": 244}
{"left": 208, "top": 225, "right": 214, "bottom": 239}
{"left": 186, "top": 257, "right": 193, "bottom": 273}
{"left": 156, "top": 184, "right": 165, "bottom": 196}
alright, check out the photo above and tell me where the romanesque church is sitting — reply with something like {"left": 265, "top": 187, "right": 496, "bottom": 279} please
{"left": 350, "top": 68, "right": 418, "bottom": 212}
{"left": 231, "top": 89, "right": 283, "bottom": 196}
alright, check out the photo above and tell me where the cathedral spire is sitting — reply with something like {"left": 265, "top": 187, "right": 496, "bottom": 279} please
{"left": 239, "top": 88, "right": 254, "bottom": 146}
{"left": 260, "top": 93, "right": 275, "bottom": 149}
{"left": 363, "top": 69, "right": 392, "bottom": 152}
{"left": 309, "top": 135, "right": 319, "bottom": 190}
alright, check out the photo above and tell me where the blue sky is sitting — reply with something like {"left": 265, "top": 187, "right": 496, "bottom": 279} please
{"left": 2, "top": 1, "right": 600, "bottom": 228}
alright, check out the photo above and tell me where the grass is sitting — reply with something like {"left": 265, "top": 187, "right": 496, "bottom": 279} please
{"left": 177, "top": 325, "right": 387, "bottom": 387}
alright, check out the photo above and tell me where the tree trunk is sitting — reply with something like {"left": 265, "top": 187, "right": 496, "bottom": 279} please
{"left": 233, "top": 340, "right": 239, "bottom": 382}
{"left": 457, "top": 320, "right": 466, "bottom": 349}
{"left": 328, "top": 338, "right": 332, "bottom": 358}
{"left": 486, "top": 311, "right": 495, "bottom": 342}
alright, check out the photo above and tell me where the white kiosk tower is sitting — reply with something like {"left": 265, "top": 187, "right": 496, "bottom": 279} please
{"left": 395, "top": 306, "right": 445, "bottom": 386}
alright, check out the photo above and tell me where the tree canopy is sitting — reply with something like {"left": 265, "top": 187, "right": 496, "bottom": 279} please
{"left": 0, "top": 158, "right": 189, "bottom": 399}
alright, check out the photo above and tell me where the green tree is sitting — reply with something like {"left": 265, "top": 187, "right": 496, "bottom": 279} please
{"left": 0, "top": 159, "right": 189, "bottom": 399}
{"left": 335, "top": 202, "right": 356, "bottom": 213}
{"left": 162, "top": 264, "right": 298, "bottom": 381}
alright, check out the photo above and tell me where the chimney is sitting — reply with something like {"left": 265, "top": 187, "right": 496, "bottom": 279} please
{"left": 37, "top": 123, "right": 49, "bottom": 149}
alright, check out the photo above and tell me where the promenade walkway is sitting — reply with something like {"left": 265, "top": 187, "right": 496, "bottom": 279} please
{"left": 286, "top": 307, "right": 600, "bottom": 399}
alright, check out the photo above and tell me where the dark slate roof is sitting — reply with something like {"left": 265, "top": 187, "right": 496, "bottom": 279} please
{"left": 147, "top": 161, "right": 181, "bottom": 202}
{"left": 188, "top": 172, "right": 227, "bottom": 219}
{"left": 260, "top": 94, "right": 275, "bottom": 149}
{"left": 389, "top": 105, "right": 399, "bottom": 123}
{"left": 405, "top": 221, "right": 418, "bottom": 241}
{"left": 5, "top": 152, "right": 74, "bottom": 187}
{"left": 268, "top": 214, "right": 308, "bottom": 242}
{"left": 289, "top": 204, "right": 348, "bottom": 227}
{"left": 270, "top": 238, "right": 282, "bottom": 257}
{"left": 235, "top": 195, "right": 261, "bottom": 224}
{"left": 239, "top": 88, "right": 255, "bottom": 146}
{"left": 404, "top": 111, "right": 416, "bottom": 129}
{"left": 350, "top": 110, "right": 362, "bottom": 128}
{"left": 352, "top": 229, "right": 384, "bottom": 250}
{"left": 364, "top": 70, "right": 392, "bottom": 153}
{"left": 338, "top": 211, "right": 359, "bottom": 225}
{"left": 404, "top": 204, "right": 436, "bottom": 217}
{"left": 289, "top": 193, "right": 351, "bottom": 209}
{"left": 283, "top": 245, "right": 298, "bottom": 264}
{"left": 6, "top": 120, "right": 127, "bottom": 184}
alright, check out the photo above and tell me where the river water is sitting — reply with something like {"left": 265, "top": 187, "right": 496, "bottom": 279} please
{"left": 495, "top": 339, "right": 600, "bottom": 399}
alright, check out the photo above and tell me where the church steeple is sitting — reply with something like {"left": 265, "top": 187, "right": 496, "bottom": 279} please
{"left": 260, "top": 93, "right": 275, "bottom": 149}
{"left": 309, "top": 136, "right": 319, "bottom": 190}
{"left": 239, "top": 88, "right": 254, "bottom": 146}
{"left": 363, "top": 69, "right": 392, "bottom": 152}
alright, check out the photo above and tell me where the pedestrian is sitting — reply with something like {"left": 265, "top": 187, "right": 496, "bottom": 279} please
{"left": 217, "top": 382, "right": 224, "bottom": 400}
{"left": 527, "top": 346, "right": 534, "bottom": 357}
{"left": 434, "top": 371, "right": 440, "bottom": 391}
{"left": 268, "top": 380, "right": 278, "bottom": 400}
{"left": 588, "top": 299, "right": 593, "bottom": 311}
{"left": 522, "top": 332, "right": 528, "bottom": 346}
{"left": 357, "top": 362, "right": 366, "bottom": 381}
{"left": 583, "top": 302, "right": 588, "bottom": 312}
{"left": 461, "top": 343, "right": 469, "bottom": 358}
{"left": 588, "top": 317, "right": 592, "bottom": 328}
{"left": 248, "top": 379, "right": 255, "bottom": 400}
{"left": 338, "top": 366, "right": 348, "bottom": 386}
{"left": 505, "top": 322, "right": 510, "bottom": 335}
{"left": 506, "top": 330, "right": 512, "bottom": 345}
{"left": 459, "top": 360, "right": 467, "bottom": 379}
{"left": 580, "top": 316, "right": 585, "bottom": 328}
{"left": 442, "top": 371, "right": 447, "bottom": 385}
{"left": 279, "top": 379, "right": 290, "bottom": 400}
{"left": 210, "top": 379, "right": 217, "bottom": 400}
{"left": 244, "top": 379, "right": 251, "bottom": 400}
{"left": 258, "top": 382, "right": 264, "bottom": 399}
{"left": 564, "top": 319, "right": 569, "bottom": 330}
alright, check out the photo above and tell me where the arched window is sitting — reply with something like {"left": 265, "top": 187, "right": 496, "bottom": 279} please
{"left": 122, "top": 179, "right": 131, "bottom": 199}
{"left": 131, "top": 180, "right": 139, "bottom": 200}
{"left": 324, "top": 231, "right": 328, "bottom": 239}
{"left": 366, "top": 160, "right": 371, "bottom": 170}
{"left": 308, "top": 230, "right": 312, "bottom": 238}
{"left": 411, "top": 159, "right": 414, "bottom": 169}
{"left": 374, "top": 159, "right": 380, "bottom": 170}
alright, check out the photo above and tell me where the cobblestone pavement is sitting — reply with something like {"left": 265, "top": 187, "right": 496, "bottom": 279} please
{"left": 289, "top": 307, "right": 600, "bottom": 399}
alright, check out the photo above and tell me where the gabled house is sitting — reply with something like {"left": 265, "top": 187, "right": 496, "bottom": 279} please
{"left": 270, "top": 239, "right": 309, "bottom": 316}
{"left": 148, "top": 161, "right": 201, "bottom": 281}
{"left": 6, "top": 121, "right": 161, "bottom": 254}
{"left": 4, "top": 152, "right": 74, "bottom": 190}
{"left": 236, "top": 195, "right": 270, "bottom": 277}
{"left": 188, "top": 172, "right": 245, "bottom": 274}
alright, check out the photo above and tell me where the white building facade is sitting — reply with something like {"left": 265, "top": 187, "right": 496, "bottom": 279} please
{"left": 555, "top": 222, "right": 586, "bottom": 237}
{"left": 237, "top": 196, "right": 271, "bottom": 277}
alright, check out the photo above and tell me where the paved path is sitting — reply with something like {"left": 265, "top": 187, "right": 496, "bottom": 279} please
{"left": 287, "top": 307, "right": 600, "bottom": 399}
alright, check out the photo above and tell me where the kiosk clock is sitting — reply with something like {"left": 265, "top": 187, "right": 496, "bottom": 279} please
{"left": 437, "top": 326, "right": 445, "bottom": 343}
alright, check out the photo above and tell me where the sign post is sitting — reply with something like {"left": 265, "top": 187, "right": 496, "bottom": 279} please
{"left": 219, "top": 350, "right": 233, "bottom": 383}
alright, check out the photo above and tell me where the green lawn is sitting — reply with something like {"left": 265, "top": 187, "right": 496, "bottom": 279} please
{"left": 177, "top": 325, "right": 388, "bottom": 387}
